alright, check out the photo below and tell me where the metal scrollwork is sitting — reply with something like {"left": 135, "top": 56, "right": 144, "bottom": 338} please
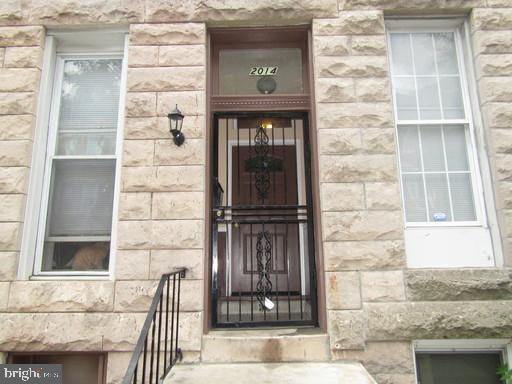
{"left": 254, "top": 124, "right": 271, "bottom": 200}
{"left": 256, "top": 230, "right": 273, "bottom": 311}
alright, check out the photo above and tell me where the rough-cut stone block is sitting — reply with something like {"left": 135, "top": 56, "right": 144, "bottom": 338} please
{"left": 150, "top": 249, "right": 203, "bottom": 280}
{"left": 362, "top": 271, "right": 405, "bottom": 302}
{"left": 98, "top": 313, "right": 148, "bottom": 351}
{"left": 8, "top": 281, "right": 114, "bottom": 312}
{"left": 119, "top": 192, "right": 151, "bottom": 220}
{"left": 480, "top": 77, "right": 512, "bottom": 103}
{"left": 329, "top": 233, "right": 402, "bottom": 264}
{"left": 0, "top": 167, "right": 26, "bottom": 193}
{"left": 373, "top": 373, "right": 416, "bottom": 384}
{"left": 151, "top": 220, "right": 203, "bottom": 249}
{"left": 152, "top": 192, "right": 204, "bottom": 219}
{"left": 106, "top": 352, "right": 131, "bottom": 384}
{"left": 145, "top": 0, "right": 338, "bottom": 23}
{"left": 115, "top": 250, "right": 150, "bottom": 280}
{"left": 125, "top": 92, "right": 156, "bottom": 117}
{"left": 355, "top": 78, "right": 390, "bottom": 102}
{"left": 128, "top": 67, "right": 205, "bottom": 92}
{"left": 405, "top": 269, "right": 512, "bottom": 301}
{"left": 483, "top": 103, "right": 512, "bottom": 128}
{"left": 0, "top": 68, "right": 39, "bottom": 92}
{"left": 362, "top": 128, "right": 395, "bottom": 154}
{"left": 0, "top": 282, "right": 9, "bottom": 310}
{"left": 128, "top": 45, "right": 158, "bottom": 67}
{"left": 155, "top": 166, "right": 204, "bottom": 191}
{"left": 156, "top": 91, "right": 205, "bottom": 116}
{"left": 123, "top": 139, "right": 154, "bottom": 166}
{"left": 26, "top": 0, "right": 144, "bottom": 25}
{"left": 0, "top": 26, "right": 43, "bottom": 47}
{"left": 320, "top": 183, "right": 364, "bottom": 211}
{"left": 0, "top": 194, "right": 24, "bottom": 221}
{"left": 125, "top": 117, "right": 159, "bottom": 139}
{"left": 473, "top": 31, "right": 512, "bottom": 55}
{"left": 114, "top": 279, "right": 202, "bottom": 312}
{"left": 472, "top": 9, "right": 512, "bottom": 31}
{"left": 495, "top": 154, "right": 512, "bottom": 182}
{"left": 366, "top": 301, "right": 512, "bottom": 340}
{"left": 0, "top": 115, "right": 33, "bottom": 140}
{"left": 317, "top": 103, "right": 393, "bottom": 128}
{"left": 0, "top": 0, "right": 23, "bottom": 25}
{"left": 159, "top": 45, "right": 205, "bottom": 67}
{"left": 499, "top": 182, "right": 512, "bottom": 209}
{"left": 0, "top": 252, "right": 17, "bottom": 281}
{"left": 365, "top": 182, "right": 401, "bottom": 210}
{"left": 0, "top": 222, "right": 19, "bottom": 251}
{"left": 351, "top": 35, "right": 386, "bottom": 56}
{"left": 158, "top": 115, "right": 205, "bottom": 139}
{"left": 154, "top": 139, "right": 204, "bottom": 165}
{"left": 122, "top": 165, "right": 204, "bottom": 192}
{"left": 0, "top": 48, "right": 4, "bottom": 66}
{"left": 320, "top": 154, "right": 397, "bottom": 183}
{"left": 503, "top": 209, "right": 512, "bottom": 238}
{"left": 329, "top": 310, "right": 365, "bottom": 350}
{"left": 317, "top": 56, "right": 387, "bottom": 78}
{"left": 490, "top": 129, "right": 512, "bottom": 154}
{"left": 323, "top": 211, "right": 402, "bottom": 241}
{"left": 316, "top": 78, "right": 356, "bottom": 103}
{"left": 318, "top": 128, "right": 361, "bottom": 155}
{"left": 327, "top": 272, "right": 361, "bottom": 310}
{"left": 130, "top": 23, "right": 205, "bottom": 45}
{"left": 177, "top": 311, "right": 202, "bottom": 351}
{"left": 340, "top": 0, "right": 484, "bottom": 10}
{"left": 314, "top": 12, "right": 384, "bottom": 35}
{"left": 335, "top": 341, "right": 414, "bottom": 374}
{"left": 477, "top": 54, "right": 512, "bottom": 77}
{"left": 314, "top": 36, "right": 350, "bottom": 56}
{"left": 0, "top": 92, "right": 35, "bottom": 114}
{"left": 0, "top": 313, "right": 101, "bottom": 350}
{"left": 0, "top": 140, "right": 31, "bottom": 166}
{"left": 4, "top": 47, "right": 41, "bottom": 68}
{"left": 117, "top": 220, "right": 151, "bottom": 249}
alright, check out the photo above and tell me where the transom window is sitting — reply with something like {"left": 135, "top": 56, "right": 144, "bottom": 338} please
{"left": 389, "top": 30, "right": 480, "bottom": 225}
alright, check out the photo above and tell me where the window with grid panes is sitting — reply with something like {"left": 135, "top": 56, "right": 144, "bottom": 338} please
{"left": 389, "top": 31, "right": 479, "bottom": 224}
{"left": 38, "top": 57, "right": 122, "bottom": 273}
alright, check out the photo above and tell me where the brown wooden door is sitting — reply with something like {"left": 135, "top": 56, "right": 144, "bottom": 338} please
{"left": 230, "top": 145, "right": 301, "bottom": 295}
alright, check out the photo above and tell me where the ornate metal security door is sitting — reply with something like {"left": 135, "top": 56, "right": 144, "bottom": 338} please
{"left": 211, "top": 112, "right": 318, "bottom": 328}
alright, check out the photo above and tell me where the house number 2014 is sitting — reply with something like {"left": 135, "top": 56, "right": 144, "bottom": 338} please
{"left": 249, "top": 66, "right": 278, "bottom": 76}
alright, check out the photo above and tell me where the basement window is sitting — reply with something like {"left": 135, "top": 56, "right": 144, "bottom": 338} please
{"left": 8, "top": 353, "right": 106, "bottom": 384}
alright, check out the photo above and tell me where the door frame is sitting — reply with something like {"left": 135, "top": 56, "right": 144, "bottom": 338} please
{"left": 204, "top": 26, "right": 326, "bottom": 331}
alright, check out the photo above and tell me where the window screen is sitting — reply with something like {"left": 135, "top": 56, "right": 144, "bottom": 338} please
{"left": 41, "top": 57, "right": 121, "bottom": 272}
{"left": 416, "top": 352, "right": 503, "bottom": 384}
{"left": 389, "top": 30, "right": 478, "bottom": 224}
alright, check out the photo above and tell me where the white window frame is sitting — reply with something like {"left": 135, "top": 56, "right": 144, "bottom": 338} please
{"left": 386, "top": 18, "right": 503, "bottom": 268}
{"left": 387, "top": 23, "right": 485, "bottom": 228}
{"left": 413, "top": 339, "right": 512, "bottom": 384}
{"left": 18, "top": 30, "right": 128, "bottom": 280}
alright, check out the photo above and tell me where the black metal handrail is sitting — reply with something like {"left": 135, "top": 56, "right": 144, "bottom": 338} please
{"left": 122, "top": 269, "right": 186, "bottom": 384}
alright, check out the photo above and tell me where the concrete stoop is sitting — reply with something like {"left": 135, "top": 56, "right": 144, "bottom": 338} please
{"left": 201, "top": 328, "right": 330, "bottom": 363}
{"left": 164, "top": 362, "right": 378, "bottom": 384}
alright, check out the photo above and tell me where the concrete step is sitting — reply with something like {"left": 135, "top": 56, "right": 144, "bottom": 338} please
{"left": 164, "top": 362, "right": 377, "bottom": 384}
{"left": 201, "top": 328, "right": 329, "bottom": 363}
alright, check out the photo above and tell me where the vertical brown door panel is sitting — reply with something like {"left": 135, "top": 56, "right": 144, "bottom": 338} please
{"left": 230, "top": 145, "right": 300, "bottom": 294}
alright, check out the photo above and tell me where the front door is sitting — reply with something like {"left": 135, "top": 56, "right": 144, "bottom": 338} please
{"left": 211, "top": 112, "right": 317, "bottom": 327}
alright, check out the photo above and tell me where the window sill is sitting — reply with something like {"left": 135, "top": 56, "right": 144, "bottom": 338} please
{"left": 30, "top": 273, "right": 111, "bottom": 281}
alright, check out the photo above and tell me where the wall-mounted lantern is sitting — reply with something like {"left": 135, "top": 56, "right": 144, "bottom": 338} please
{"left": 168, "top": 104, "right": 185, "bottom": 146}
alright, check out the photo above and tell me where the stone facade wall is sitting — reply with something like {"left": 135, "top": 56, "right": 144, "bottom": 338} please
{"left": 0, "top": 1, "right": 511, "bottom": 384}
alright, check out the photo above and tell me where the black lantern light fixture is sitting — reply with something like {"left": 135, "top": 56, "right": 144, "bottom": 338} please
{"left": 168, "top": 104, "right": 185, "bottom": 146}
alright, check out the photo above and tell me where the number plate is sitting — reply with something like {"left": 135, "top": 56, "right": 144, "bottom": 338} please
{"left": 249, "top": 66, "right": 278, "bottom": 76}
